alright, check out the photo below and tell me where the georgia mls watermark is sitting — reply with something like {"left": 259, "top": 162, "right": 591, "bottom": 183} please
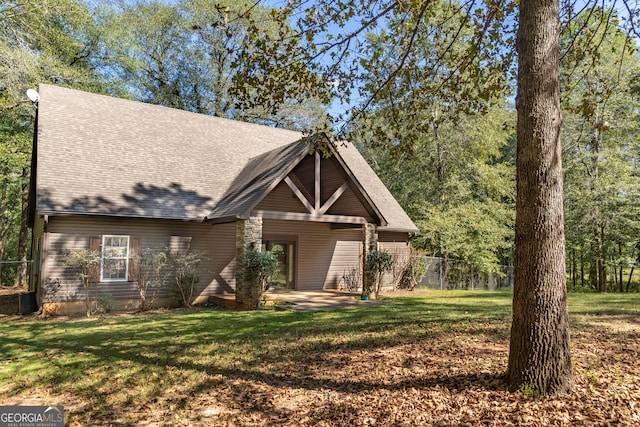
{"left": 0, "top": 406, "right": 64, "bottom": 427}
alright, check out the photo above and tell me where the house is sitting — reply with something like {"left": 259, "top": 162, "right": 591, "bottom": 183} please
{"left": 27, "top": 84, "right": 418, "bottom": 314}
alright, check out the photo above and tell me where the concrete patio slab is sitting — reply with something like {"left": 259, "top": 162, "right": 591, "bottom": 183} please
{"left": 267, "top": 287, "right": 395, "bottom": 312}
{"left": 209, "top": 287, "right": 396, "bottom": 311}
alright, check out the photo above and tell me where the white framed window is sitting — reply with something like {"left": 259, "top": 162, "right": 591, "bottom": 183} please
{"left": 101, "top": 235, "right": 130, "bottom": 282}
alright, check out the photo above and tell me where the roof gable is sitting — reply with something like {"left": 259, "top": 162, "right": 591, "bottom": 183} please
{"left": 32, "top": 85, "right": 418, "bottom": 232}
{"left": 206, "top": 141, "right": 310, "bottom": 220}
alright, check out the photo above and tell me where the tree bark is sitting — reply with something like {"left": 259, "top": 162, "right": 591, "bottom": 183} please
{"left": 570, "top": 247, "right": 576, "bottom": 290}
{"left": 440, "top": 251, "right": 449, "bottom": 290}
{"left": 0, "top": 181, "right": 8, "bottom": 287}
{"left": 597, "top": 225, "right": 606, "bottom": 292}
{"left": 508, "top": 0, "right": 573, "bottom": 395}
{"left": 13, "top": 168, "right": 30, "bottom": 288}
{"left": 618, "top": 243, "right": 623, "bottom": 292}
{"left": 589, "top": 257, "right": 598, "bottom": 290}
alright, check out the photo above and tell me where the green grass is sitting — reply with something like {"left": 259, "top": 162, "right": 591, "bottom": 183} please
{"left": 1, "top": 289, "right": 639, "bottom": 424}
{"left": 567, "top": 292, "right": 640, "bottom": 315}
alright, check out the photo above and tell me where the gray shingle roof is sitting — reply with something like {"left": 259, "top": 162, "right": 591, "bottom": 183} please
{"left": 207, "top": 141, "right": 312, "bottom": 220}
{"left": 33, "top": 84, "right": 417, "bottom": 232}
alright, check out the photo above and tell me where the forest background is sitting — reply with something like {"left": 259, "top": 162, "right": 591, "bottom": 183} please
{"left": 1, "top": 0, "right": 639, "bottom": 292}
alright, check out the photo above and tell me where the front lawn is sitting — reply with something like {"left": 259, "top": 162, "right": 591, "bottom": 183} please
{"left": 1, "top": 289, "right": 639, "bottom": 426}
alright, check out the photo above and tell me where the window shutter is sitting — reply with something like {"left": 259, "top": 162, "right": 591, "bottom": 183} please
{"left": 90, "top": 237, "right": 101, "bottom": 253}
{"left": 128, "top": 237, "right": 140, "bottom": 282}
{"left": 89, "top": 237, "right": 101, "bottom": 283}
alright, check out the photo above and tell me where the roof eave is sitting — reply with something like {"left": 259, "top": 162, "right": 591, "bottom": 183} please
{"left": 35, "top": 210, "right": 208, "bottom": 223}
{"left": 203, "top": 215, "right": 242, "bottom": 224}
{"left": 239, "top": 140, "right": 313, "bottom": 219}
{"left": 324, "top": 136, "right": 389, "bottom": 227}
{"left": 377, "top": 226, "right": 420, "bottom": 234}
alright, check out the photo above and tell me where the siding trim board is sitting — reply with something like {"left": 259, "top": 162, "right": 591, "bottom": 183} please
{"left": 252, "top": 210, "right": 368, "bottom": 225}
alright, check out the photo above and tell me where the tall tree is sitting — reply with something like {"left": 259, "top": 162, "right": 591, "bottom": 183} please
{"left": 347, "top": 5, "right": 515, "bottom": 286}
{"left": 561, "top": 7, "right": 640, "bottom": 292}
{"left": 355, "top": 107, "right": 515, "bottom": 287}
{"left": 244, "top": 0, "right": 640, "bottom": 394}
{"left": 96, "top": 0, "right": 330, "bottom": 130}
{"left": 0, "top": 0, "right": 104, "bottom": 286}
{"left": 506, "top": 0, "right": 572, "bottom": 394}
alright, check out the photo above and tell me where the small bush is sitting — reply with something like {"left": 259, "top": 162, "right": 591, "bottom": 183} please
{"left": 168, "top": 249, "right": 205, "bottom": 307}
{"left": 244, "top": 249, "right": 279, "bottom": 308}
{"left": 366, "top": 250, "right": 393, "bottom": 299}
{"left": 129, "top": 248, "right": 170, "bottom": 311}
{"left": 339, "top": 266, "right": 362, "bottom": 292}
{"left": 399, "top": 257, "right": 428, "bottom": 291}
{"left": 96, "top": 293, "right": 114, "bottom": 313}
{"left": 63, "top": 249, "right": 100, "bottom": 317}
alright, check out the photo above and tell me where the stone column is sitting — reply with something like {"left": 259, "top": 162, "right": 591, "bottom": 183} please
{"left": 235, "top": 217, "right": 263, "bottom": 309}
{"left": 362, "top": 223, "right": 378, "bottom": 295}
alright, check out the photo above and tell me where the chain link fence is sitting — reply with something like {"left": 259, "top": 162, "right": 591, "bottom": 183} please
{"left": 417, "top": 256, "right": 514, "bottom": 290}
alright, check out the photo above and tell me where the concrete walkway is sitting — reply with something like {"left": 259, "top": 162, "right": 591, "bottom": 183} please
{"left": 265, "top": 287, "right": 394, "bottom": 312}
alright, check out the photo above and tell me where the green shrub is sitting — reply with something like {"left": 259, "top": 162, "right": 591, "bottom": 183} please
{"left": 96, "top": 293, "right": 114, "bottom": 313}
{"left": 168, "top": 249, "right": 205, "bottom": 307}
{"left": 63, "top": 249, "right": 101, "bottom": 317}
{"left": 366, "top": 250, "right": 393, "bottom": 299}
{"left": 400, "top": 257, "right": 428, "bottom": 291}
{"left": 244, "top": 249, "right": 279, "bottom": 308}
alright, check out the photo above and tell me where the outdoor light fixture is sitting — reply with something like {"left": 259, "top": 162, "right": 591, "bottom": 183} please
{"left": 26, "top": 88, "right": 39, "bottom": 103}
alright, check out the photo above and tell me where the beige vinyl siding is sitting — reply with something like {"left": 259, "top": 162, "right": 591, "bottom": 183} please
{"left": 42, "top": 216, "right": 236, "bottom": 303}
{"left": 325, "top": 186, "right": 375, "bottom": 220}
{"left": 319, "top": 156, "right": 347, "bottom": 201}
{"left": 263, "top": 219, "right": 363, "bottom": 290}
{"left": 290, "top": 154, "right": 315, "bottom": 196}
{"left": 327, "top": 240, "right": 363, "bottom": 289}
{"left": 30, "top": 216, "right": 46, "bottom": 298}
{"left": 379, "top": 231, "right": 412, "bottom": 243}
{"left": 255, "top": 181, "right": 310, "bottom": 213}
{"left": 378, "top": 232, "right": 413, "bottom": 287}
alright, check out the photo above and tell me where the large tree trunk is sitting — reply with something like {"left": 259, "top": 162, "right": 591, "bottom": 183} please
{"left": 508, "top": 0, "right": 573, "bottom": 395}
{"left": 13, "top": 168, "right": 30, "bottom": 288}
{"left": 571, "top": 248, "right": 577, "bottom": 290}
{"left": 0, "top": 181, "right": 8, "bottom": 287}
